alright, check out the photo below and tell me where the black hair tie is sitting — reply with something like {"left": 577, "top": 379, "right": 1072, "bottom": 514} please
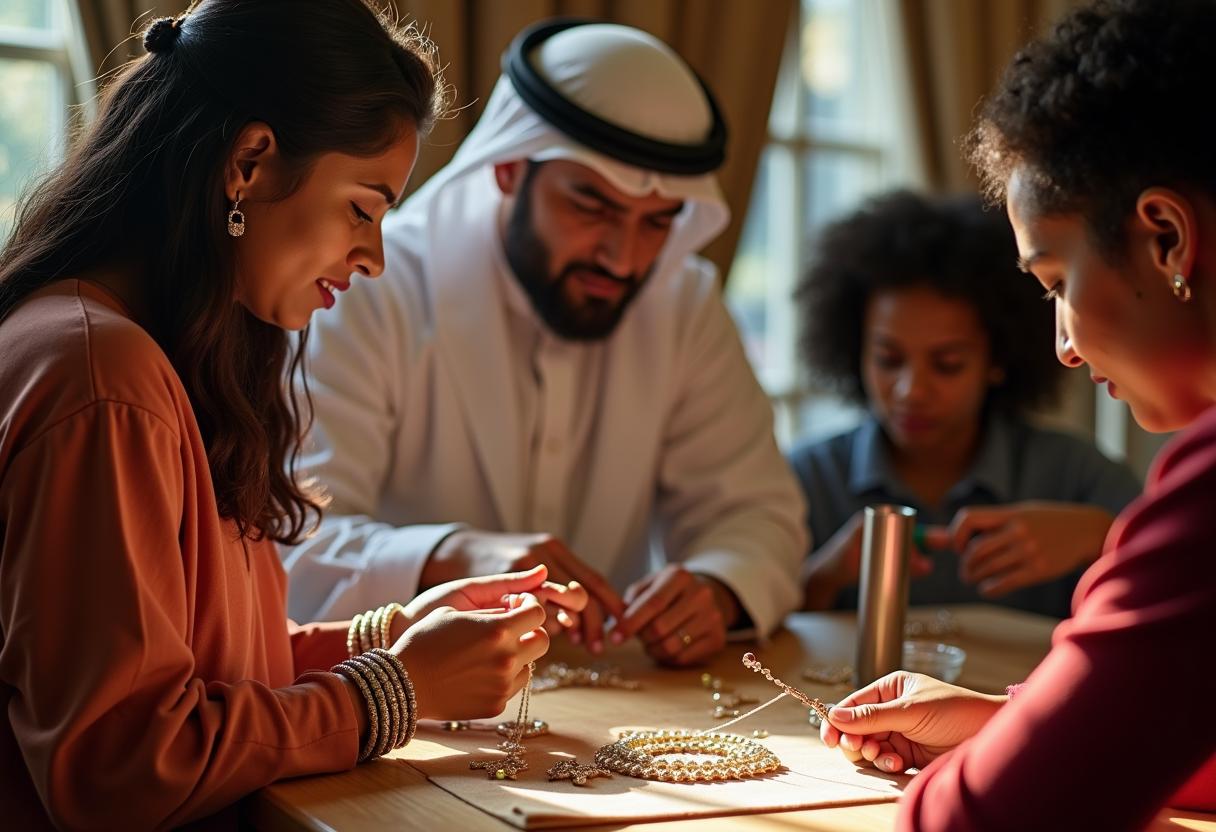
{"left": 144, "top": 17, "right": 182, "bottom": 54}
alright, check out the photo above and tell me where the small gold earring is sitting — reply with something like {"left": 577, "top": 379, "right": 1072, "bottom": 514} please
{"left": 1172, "top": 273, "right": 1192, "bottom": 303}
{"left": 227, "top": 193, "right": 246, "bottom": 237}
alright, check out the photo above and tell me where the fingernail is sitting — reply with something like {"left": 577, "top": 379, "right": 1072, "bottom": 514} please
{"left": 610, "top": 631, "right": 624, "bottom": 645}
{"left": 880, "top": 755, "right": 897, "bottom": 771}
{"left": 591, "top": 640, "right": 603, "bottom": 654}
{"left": 828, "top": 706, "right": 851, "bottom": 722}
{"left": 568, "top": 631, "right": 581, "bottom": 644}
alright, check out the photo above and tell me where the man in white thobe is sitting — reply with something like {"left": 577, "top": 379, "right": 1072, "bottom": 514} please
{"left": 282, "top": 20, "right": 807, "bottom": 665}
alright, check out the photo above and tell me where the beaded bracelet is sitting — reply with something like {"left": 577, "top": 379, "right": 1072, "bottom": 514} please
{"left": 378, "top": 602, "right": 405, "bottom": 648}
{"left": 352, "top": 653, "right": 405, "bottom": 755}
{"left": 333, "top": 659, "right": 380, "bottom": 762}
{"left": 369, "top": 647, "right": 418, "bottom": 745}
{"left": 341, "top": 657, "right": 391, "bottom": 759}
{"left": 346, "top": 603, "right": 408, "bottom": 658}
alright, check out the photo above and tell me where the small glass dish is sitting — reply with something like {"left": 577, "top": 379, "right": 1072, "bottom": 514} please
{"left": 902, "top": 640, "right": 966, "bottom": 684}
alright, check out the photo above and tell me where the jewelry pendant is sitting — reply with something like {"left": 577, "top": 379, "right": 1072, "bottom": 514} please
{"left": 468, "top": 662, "right": 535, "bottom": 781}
{"left": 470, "top": 755, "right": 529, "bottom": 780}
{"left": 546, "top": 759, "right": 612, "bottom": 786}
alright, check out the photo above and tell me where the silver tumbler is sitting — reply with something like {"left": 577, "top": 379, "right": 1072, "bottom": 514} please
{"left": 854, "top": 504, "right": 916, "bottom": 687}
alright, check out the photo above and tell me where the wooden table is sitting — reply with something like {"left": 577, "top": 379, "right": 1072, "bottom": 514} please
{"left": 251, "top": 605, "right": 1216, "bottom": 831}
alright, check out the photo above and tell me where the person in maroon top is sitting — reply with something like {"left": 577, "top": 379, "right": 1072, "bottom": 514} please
{"left": 818, "top": 0, "right": 1216, "bottom": 829}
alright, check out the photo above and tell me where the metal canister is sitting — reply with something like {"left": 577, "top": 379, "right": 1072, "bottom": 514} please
{"left": 854, "top": 504, "right": 916, "bottom": 687}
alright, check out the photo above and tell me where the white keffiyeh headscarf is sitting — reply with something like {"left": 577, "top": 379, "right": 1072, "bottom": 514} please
{"left": 394, "top": 22, "right": 730, "bottom": 276}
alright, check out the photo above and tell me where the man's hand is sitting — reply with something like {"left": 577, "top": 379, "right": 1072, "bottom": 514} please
{"left": 422, "top": 530, "right": 625, "bottom": 652}
{"left": 613, "top": 565, "right": 739, "bottom": 666}
{"left": 922, "top": 501, "right": 1114, "bottom": 598}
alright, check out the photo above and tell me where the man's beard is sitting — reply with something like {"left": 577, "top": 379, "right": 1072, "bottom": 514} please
{"left": 502, "top": 170, "right": 650, "bottom": 341}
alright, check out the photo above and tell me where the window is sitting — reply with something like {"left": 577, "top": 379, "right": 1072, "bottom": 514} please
{"left": 0, "top": 0, "right": 91, "bottom": 241}
{"left": 727, "top": 0, "right": 920, "bottom": 445}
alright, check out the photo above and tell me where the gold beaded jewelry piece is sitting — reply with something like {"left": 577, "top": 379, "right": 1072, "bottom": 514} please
{"left": 594, "top": 730, "right": 780, "bottom": 782}
{"left": 532, "top": 662, "right": 640, "bottom": 692}
{"left": 546, "top": 758, "right": 612, "bottom": 786}
{"left": 469, "top": 662, "right": 535, "bottom": 780}
{"left": 743, "top": 652, "right": 830, "bottom": 723}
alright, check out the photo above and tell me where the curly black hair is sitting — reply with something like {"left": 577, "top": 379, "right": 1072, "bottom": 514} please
{"left": 795, "top": 190, "right": 1062, "bottom": 415}
{"left": 968, "top": 0, "right": 1216, "bottom": 254}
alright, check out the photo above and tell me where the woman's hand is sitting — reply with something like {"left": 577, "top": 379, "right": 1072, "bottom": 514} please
{"left": 392, "top": 592, "right": 552, "bottom": 720}
{"left": 391, "top": 564, "right": 589, "bottom": 643}
{"left": 820, "top": 671, "right": 1006, "bottom": 773}
{"left": 801, "top": 512, "right": 932, "bottom": 610}
{"left": 923, "top": 501, "right": 1114, "bottom": 597}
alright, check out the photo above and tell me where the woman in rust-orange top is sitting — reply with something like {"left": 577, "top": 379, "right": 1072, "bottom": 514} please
{"left": 0, "top": 3, "right": 584, "bottom": 828}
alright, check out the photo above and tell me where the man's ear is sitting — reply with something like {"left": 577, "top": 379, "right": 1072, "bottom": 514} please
{"left": 492, "top": 160, "right": 527, "bottom": 197}
{"left": 224, "top": 121, "right": 278, "bottom": 203}
{"left": 1135, "top": 187, "right": 1198, "bottom": 290}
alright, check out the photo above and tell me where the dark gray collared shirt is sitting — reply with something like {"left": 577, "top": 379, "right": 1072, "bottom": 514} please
{"left": 787, "top": 415, "right": 1143, "bottom": 618}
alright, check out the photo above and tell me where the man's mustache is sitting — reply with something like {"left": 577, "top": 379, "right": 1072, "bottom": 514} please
{"left": 560, "top": 263, "right": 637, "bottom": 285}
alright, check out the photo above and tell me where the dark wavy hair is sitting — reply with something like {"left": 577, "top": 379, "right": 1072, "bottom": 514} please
{"left": 795, "top": 190, "right": 1062, "bottom": 415}
{"left": 0, "top": 0, "right": 447, "bottom": 544}
{"left": 967, "top": 0, "right": 1216, "bottom": 255}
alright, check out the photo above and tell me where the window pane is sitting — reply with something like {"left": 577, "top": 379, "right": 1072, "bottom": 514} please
{"left": 801, "top": 0, "right": 868, "bottom": 136}
{"left": 803, "top": 150, "right": 880, "bottom": 237}
{"left": 0, "top": 59, "right": 60, "bottom": 241}
{"left": 0, "top": 0, "right": 54, "bottom": 30}
{"left": 727, "top": 149, "right": 773, "bottom": 373}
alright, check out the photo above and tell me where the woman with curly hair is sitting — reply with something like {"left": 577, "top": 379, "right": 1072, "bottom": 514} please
{"left": 789, "top": 190, "right": 1138, "bottom": 616}
{"left": 0, "top": 2, "right": 584, "bottom": 828}
{"left": 818, "top": 0, "right": 1215, "bottom": 827}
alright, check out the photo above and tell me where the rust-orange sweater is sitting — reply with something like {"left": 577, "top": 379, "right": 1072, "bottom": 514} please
{"left": 0, "top": 280, "right": 359, "bottom": 829}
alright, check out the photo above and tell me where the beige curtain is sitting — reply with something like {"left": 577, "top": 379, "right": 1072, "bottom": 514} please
{"left": 76, "top": 1, "right": 191, "bottom": 77}
{"left": 897, "top": 0, "right": 1080, "bottom": 192}
{"left": 397, "top": 0, "right": 794, "bottom": 278}
{"left": 74, "top": 0, "right": 791, "bottom": 276}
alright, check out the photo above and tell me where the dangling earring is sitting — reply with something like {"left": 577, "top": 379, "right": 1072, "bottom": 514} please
{"left": 227, "top": 193, "right": 246, "bottom": 237}
{"left": 1172, "top": 273, "right": 1192, "bottom": 303}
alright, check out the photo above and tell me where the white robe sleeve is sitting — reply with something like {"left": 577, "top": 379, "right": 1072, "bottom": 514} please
{"left": 280, "top": 279, "right": 460, "bottom": 622}
{"left": 655, "top": 264, "right": 807, "bottom": 638}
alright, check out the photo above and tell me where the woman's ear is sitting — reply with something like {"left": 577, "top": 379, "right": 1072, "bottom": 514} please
{"left": 224, "top": 121, "right": 278, "bottom": 203}
{"left": 1135, "top": 187, "right": 1198, "bottom": 288}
